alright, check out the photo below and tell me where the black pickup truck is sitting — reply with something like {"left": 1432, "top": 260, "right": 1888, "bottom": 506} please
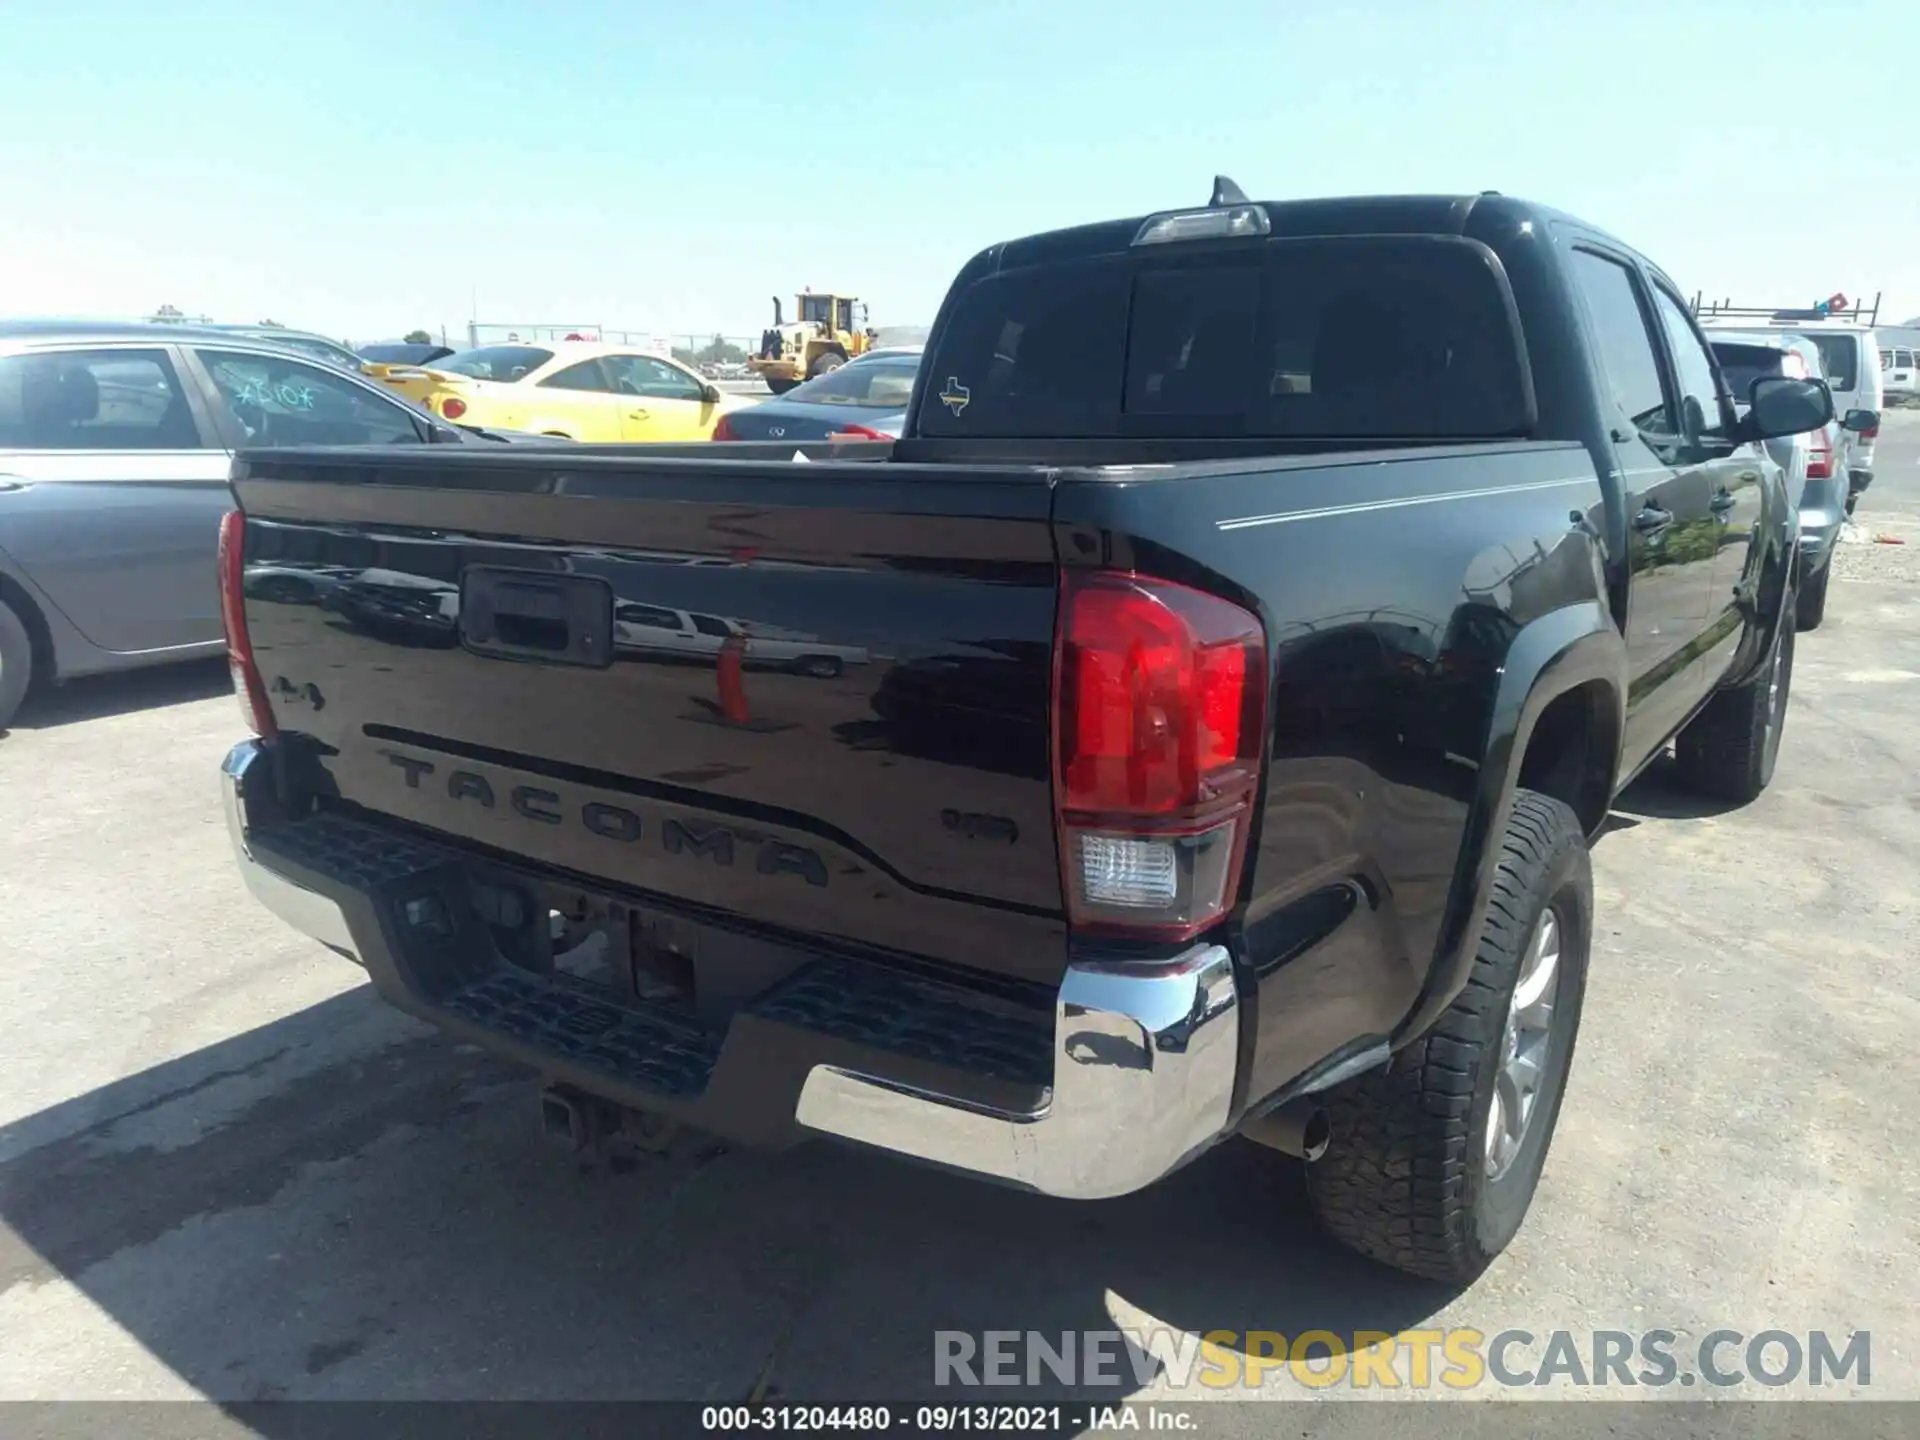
{"left": 220, "top": 181, "right": 1841, "bottom": 1283}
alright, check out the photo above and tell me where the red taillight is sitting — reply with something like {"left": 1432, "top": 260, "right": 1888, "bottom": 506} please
{"left": 218, "top": 510, "right": 277, "bottom": 739}
{"left": 1807, "top": 431, "right": 1833, "bottom": 480}
{"left": 711, "top": 413, "right": 739, "bottom": 441}
{"left": 439, "top": 396, "right": 468, "bottom": 420}
{"left": 1862, "top": 422, "right": 1878, "bottom": 442}
{"left": 829, "top": 423, "right": 890, "bottom": 441}
{"left": 1052, "top": 570, "right": 1266, "bottom": 941}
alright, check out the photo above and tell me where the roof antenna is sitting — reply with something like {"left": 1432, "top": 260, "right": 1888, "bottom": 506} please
{"left": 1210, "top": 175, "right": 1250, "bottom": 207}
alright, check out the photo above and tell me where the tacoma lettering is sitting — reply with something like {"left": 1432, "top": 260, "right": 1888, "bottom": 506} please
{"left": 377, "top": 750, "right": 827, "bottom": 887}
{"left": 662, "top": 819, "right": 734, "bottom": 866}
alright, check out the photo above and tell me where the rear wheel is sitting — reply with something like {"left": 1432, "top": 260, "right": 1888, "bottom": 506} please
{"left": 0, "top": 598, "right": 35, "bottom": 730}
{"left": 1672, "top": 595, "right": 1796, "bottom": 804}
{"left": 807, "top": 351, "right": 847, "bottom": 379}
{"left": 1304, "top": 789, "right": 1592, "bottom": 1282}
{"left": 764, "top": 377, "right": 800, "bottom": 396}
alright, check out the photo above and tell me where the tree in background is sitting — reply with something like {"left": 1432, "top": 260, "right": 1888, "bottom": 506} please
{"left": 258, "top": 318, "right": 284, "bottom": 327}
{"left": 696, "top": 333, "right": 746, "bottom": 366}
{"left": 403, "top": 329, "right": 433, "bottom": 344}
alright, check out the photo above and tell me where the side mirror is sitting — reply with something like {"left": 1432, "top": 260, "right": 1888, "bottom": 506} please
{"left": 701, "top": 383, "right": 723, "bottom": 404}
{"left": 1743, "top": 375, "right": 1834, "bottom": 440}
{"left": 1841, "top": 408, "right": 1879, "bottom": 434}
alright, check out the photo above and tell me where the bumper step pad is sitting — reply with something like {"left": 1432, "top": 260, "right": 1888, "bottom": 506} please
{"left": 248, "top": 808, "right": 1053, "bottom": 1105}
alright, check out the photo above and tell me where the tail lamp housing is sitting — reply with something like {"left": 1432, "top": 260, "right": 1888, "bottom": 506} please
{"left": 438, "top": 396, "right": 469, "bottom": 420}
{"left": 1806, "top": 428, "right": 1834, "bottom": 480}
{"left": 218, "top": 509, "right": 277, "bottom": 739}
{"left": 1052, "top": 570, "right": 1267, "bottom": 941}
{"left": 712, "top": 413, "right": 740, "bottom": 441}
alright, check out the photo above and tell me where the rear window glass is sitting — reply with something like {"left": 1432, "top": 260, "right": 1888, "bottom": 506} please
{"left": 436, "top": 346, "right": 554, "bottom": 382}
{"left": 917, "top": 236, "right": 1533, "bottom": 440}
{"left": 1711, "top": 342, "right": 1797, "bottom": 400}
{"left": 1795, "top": 333, "right": 1858, "bottom": 390}
{"left": 785, "top": 356, "right": 920, "bottom": 408}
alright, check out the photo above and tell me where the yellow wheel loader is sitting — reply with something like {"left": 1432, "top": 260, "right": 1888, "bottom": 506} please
{"left": 748, "top": 292, "right": 875, "bottom": 394}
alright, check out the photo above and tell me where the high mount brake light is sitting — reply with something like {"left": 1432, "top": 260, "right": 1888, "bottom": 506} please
{"left": 1052, "top": 570, "right": 1267, "bottom": 941}
{"left": 218, "top": 509, "right": 277, "bottom": 739}
{"left": 1132, "top": 205, "right": 1272, "bottom": 246}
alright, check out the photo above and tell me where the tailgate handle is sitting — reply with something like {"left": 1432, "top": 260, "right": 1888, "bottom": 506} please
{"left": 461, "top": 567, "right": 614, "bottom": 668}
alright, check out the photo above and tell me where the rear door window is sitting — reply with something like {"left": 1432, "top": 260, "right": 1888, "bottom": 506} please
{"left": 917, "top": 236, "right": 1533, "bottom": 440}
{"left": 0, "top": 348, "right": 202, "bottom": 450}
{"left": 197, "top": 350, "right": 427, "bottom": 446}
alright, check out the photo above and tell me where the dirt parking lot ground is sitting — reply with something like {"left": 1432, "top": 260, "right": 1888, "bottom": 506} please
{"left": 2, "top": 418, "right": 1916, "bottom": 1425}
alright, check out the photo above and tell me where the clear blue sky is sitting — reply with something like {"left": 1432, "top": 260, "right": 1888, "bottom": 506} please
{"left": 2, "top": 0, "right": 1915, "bottom": 345}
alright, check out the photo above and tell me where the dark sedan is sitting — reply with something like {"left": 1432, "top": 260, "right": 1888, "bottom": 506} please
{"left": 714, "top": 348, "right": 920, "bottom": 441}
{"left": 358, "top": 341, "right": 458, "bottom": 369}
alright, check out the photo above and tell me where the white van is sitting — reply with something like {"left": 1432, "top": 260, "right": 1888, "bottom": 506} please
{"left": 1698, "top": 300, "right": 1885, "bottom": 512}
{"left": 1883, "top": 344, "right": 1918, "bottom": 406}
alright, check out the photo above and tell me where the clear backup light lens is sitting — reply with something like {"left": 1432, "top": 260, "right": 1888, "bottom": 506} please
{"left": 1132, "top": 205, "right": 1272, "bottom": 246}
{"left": 1074, "top": 821, "right": 1238, "bottom": 926}
{"left": 1079, "top": 832, "right": 1178, "bottom": 909}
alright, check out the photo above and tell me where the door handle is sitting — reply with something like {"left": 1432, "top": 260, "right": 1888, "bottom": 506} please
{"left": 627, "top": 408, "right": 650, "bottom": 421}
{"left": 1634, "top": 505, "right": 1674, "bottom": 534}
{"left": 1709, "top": 490, "right": 1737, "bottom": 514}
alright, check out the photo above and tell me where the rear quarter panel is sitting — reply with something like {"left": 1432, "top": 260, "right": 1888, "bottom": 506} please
{"left": 1053, "top": 441, "right": 1617, "bottom": 1109}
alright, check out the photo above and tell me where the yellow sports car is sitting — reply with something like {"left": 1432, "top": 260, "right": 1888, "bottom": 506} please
{"left": 378, "top": 341, "right": 750, "bottom": 442}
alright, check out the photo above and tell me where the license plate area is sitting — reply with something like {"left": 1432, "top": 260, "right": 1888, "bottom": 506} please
{"left": 464, "top": 868, "right": 804, "bottom": 1027}
{"left": 460, "top": 566, "right": 613, "bottom": 667}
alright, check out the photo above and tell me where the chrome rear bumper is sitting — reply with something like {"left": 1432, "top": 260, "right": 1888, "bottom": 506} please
{"left": 222, "top": 739, "right": 1243, "bottom": 1200}
{"left": 796, "top": 944, "right": 1238, "bottom": 1199}
{"left": 222, "top": 741, "right": 356, "bottom": 957}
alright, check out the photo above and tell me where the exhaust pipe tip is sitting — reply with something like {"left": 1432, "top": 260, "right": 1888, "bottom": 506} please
{"left": 1240, "top": 1099, "right": 1332, "bottom": 1162}
{"left": 1299, "top": 1108, "right": 1332, "bottom": 1163}
{"left": 540, "top": 1090, "right": 582, "bottom": 1148}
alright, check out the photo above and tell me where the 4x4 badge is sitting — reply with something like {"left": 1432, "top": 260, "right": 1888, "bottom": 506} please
{"left": 938, "top": 377, "right": 971, "bottom": 416}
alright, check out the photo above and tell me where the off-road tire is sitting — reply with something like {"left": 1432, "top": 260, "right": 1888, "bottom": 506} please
{"left": 807, "top": 351, "right": 846, "bottom": 379}
{"left": 1305, "top": 789, "right": 1592, "bottom": 1283}
{"left": 1671, "top": 597, "right": 1797, "bottom": 804}
{"left": 1796, "top": 562, "right": 1831, "bottom": 632}
{"left": 0, "top": 598, "right": 34, "bottom": 730}
{"left": 764, "top": 377, "right": 800, "bottom": 396}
